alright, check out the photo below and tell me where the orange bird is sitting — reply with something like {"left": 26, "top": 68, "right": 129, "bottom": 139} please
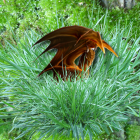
{"left": 33, "top": 25, "right": 118, "bottom": 79}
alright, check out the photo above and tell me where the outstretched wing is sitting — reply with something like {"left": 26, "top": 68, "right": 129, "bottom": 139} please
{"left": 32, "top": 25, "right": 90, "bottom": 47}
{"left": 37, "top": 39, "right": 87, "bottom": 76}
{"left": 32, "top": 26, "right": 90, "bottom": 61}
{"left": 33, "top": 25, "right": 118, "bottom": 77}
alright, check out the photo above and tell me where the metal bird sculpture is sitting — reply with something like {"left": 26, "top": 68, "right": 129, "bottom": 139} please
{"left": 33, "top": 25, "right": 118, "bottom": 80}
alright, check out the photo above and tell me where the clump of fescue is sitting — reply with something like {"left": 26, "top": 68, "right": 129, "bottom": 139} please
{"left": 0, "top": 19, "right": 140, "bottom": 140}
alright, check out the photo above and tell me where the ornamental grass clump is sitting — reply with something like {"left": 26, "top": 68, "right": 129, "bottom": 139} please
{"left": 0, "top": 20, "right": 140, "bottom": 139}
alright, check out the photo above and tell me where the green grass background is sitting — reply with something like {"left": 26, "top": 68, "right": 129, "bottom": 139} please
{"left": 0, "top": 0, "right": 140, "bottom": 140}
